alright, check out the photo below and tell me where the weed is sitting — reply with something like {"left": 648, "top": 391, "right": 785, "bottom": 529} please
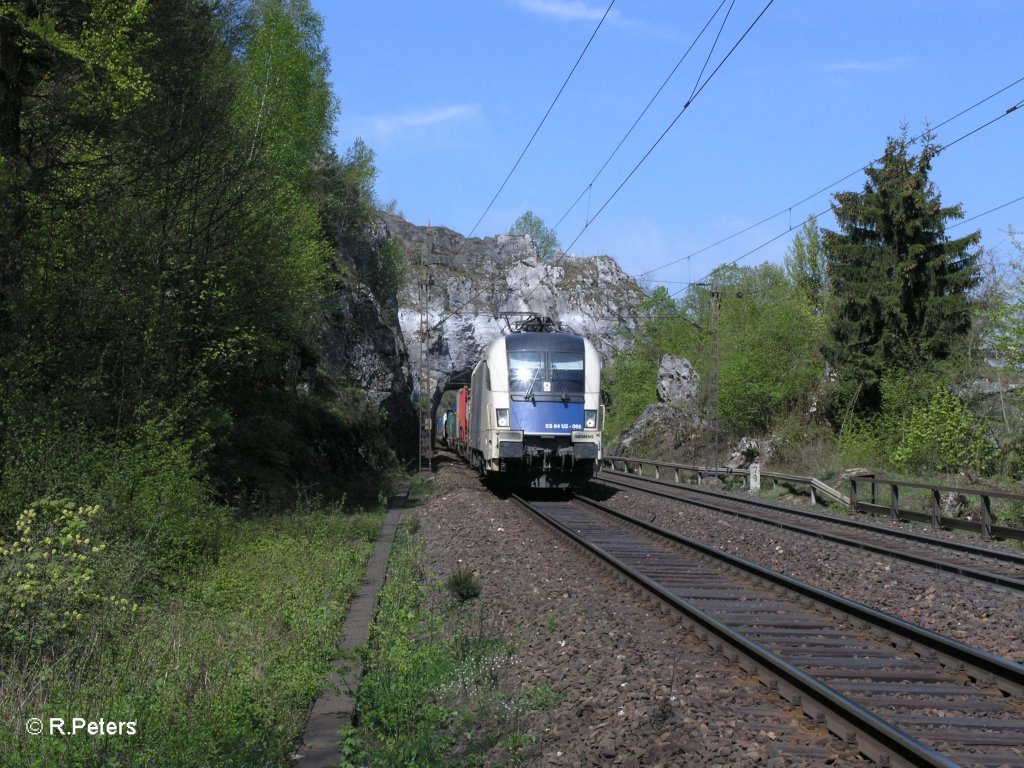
{"left": 446, "top": 567, "right": 483, "bottom": 602}
{"left": 344, "top": 529, "right": 539, "bottom": 767}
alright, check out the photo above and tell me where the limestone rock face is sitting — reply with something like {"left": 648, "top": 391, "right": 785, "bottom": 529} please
{"left": 319, "top": 283, "right": 414, "bottom": 411}
{"left": 657, "top": 355, "right": 699, "bottom": 404}
{"left": 382, "top": 213, "right": 647, "bottom": 409}
{"left": 315, "top": 276, "right": 416, "bottom": 460}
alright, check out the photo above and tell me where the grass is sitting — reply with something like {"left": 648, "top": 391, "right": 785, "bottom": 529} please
{"left": 1, "top": 505, "right": 383, "bottom": 767}
{"left": 341, "top": 521, "right": 562, "bottom": 768}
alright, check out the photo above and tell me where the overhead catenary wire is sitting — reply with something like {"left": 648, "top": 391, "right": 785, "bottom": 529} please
{"left": 464, "top": 0, "right": 616, "bottom": 242}
{"left": 673, "top": 100, "right": 1024, "bottom": 297}
{"left": 560, "top": 0, "right": 777, "bottom": 259}
{"left": 516, "top": 0, "right": 772, "bottom": 316}
{"left": 552, "top": 0, "right": 735, "bottom": 230}
{"left": 642, "top": 74, "right": 1024, "bottom": 280}
{"left": 428, "top": 1, "right": 615, "bottom": 331}
{"left": 949, "top": 193, "right": 1024, "bottom": 230}
{"left": 440, "top": 0, "right": 774, "bottom": 327}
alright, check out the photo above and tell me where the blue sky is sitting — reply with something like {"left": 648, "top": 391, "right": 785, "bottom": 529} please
{"left": 315, "top": 1, "right": 1024, "bottom": 292}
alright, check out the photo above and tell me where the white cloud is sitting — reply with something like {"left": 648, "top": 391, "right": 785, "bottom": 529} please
{"left": 819, "top": 56, "right": 913, "bottom": 73}
{"left": 353, "top": 104, "right": 481, "bottom": 138}
{"left": 514, "top": 0, "right": 616, "bottom": 23}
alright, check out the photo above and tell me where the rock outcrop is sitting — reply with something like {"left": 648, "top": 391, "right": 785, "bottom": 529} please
{"left": 657, "top": 354, "right": 700, "bottom": 404}
{"left": 611, "top": 355, "right": 705, "bottom": 458}
{"left": 381, "top": 213, "right": 648, "bottom": 414}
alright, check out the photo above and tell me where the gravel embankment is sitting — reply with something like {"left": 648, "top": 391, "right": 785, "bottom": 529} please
{"left": 415, "top": 463, "right": 867, "bottom": 767}
{"left": 585, "top": 478, "right": 1024, "bottom": 663}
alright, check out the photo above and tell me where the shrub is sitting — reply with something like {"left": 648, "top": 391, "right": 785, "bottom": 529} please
{"left": 0, "top": 499, "right": 133, "bottom": 650}
{"left": 892, "top": 387, "right": 995, "bottom": 474}
{"left": 93, "top": 418, "right": 227, "bottom": 596}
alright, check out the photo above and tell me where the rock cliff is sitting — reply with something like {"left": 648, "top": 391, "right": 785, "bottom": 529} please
{"left": 381, "top": 213, "right": 648, "bottom": 413}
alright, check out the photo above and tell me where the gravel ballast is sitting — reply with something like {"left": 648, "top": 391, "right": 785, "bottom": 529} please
{"left": 414, "top": 462, "right": 867, "bottom": 767}
{"left": 585, "top": 476, "right": 1024, "bottom": 664}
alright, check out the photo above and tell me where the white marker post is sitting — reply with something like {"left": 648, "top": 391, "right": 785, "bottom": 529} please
{"left": 749, "top": 462, "right": 761, "bottom": 492}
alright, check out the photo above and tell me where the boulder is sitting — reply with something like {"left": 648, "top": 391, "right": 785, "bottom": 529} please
{"left": 657, "top": 355, "right": 699, "bottom": 404}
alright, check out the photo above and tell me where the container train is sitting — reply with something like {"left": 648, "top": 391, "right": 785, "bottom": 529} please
{"left": 446, "top": 318, "right": 603, "bottom": 488}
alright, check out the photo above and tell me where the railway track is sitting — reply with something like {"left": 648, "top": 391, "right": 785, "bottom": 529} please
{"left": 592, "top": 470, "right": 1024, "bottom": 592}
{"left": 514, "top": 493, "right": 1024, "bottom": 768}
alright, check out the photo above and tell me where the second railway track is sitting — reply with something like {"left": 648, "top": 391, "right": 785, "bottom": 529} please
{"left": 592, "top": 469, "right": 1024, "bottom": 593}
{"left": 514, "top": 492, "right": 1024, "bottom": 768}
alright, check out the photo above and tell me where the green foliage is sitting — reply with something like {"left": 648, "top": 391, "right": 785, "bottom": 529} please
{"left": 784, "top": 213, "right": 828, "bottom": 314}
{"left": 604, "top": 267, "right": 826, "bottom": 444}
{"left": 602, "top": 287, "right": 696, "bottom": 439}
{"left": 234, "top": 0, "right": 337, "bottom": 184}
{"left": 343, "top": 525, "right": 535, "bottom": 768}
{"left": 713, "top": 264, "right": 825, "bottom": 433}
{"left": 986, "top": 228, "right": 1024, "bottom": 368}
{"left": 319, "top": 140, "right": 407, "bottom": 313}
{"left": 0, "top": 499, "right": 133, "bottom": 650}
{"left": 831, "top": 369, "right": 996, "bottom": 476}
{"left": 91, "top": 416, "right": 228, "bottom": 596}
{"left": 211, "top": 388, "right": 398, "bottom": 510}
{"left": 892, "top": 387, "right": 995, "bottom": 474}
{"left": 345, "top": 529, "right": 453, "bottom": 766}
{"left": 823, "top": 131, "right": 981, "bottom": 414}
{"left": 445, "top": 567, "right": 482, "bottom": 602}
{"left": 603, "top": 341, "right": 660, "bottom": 438}
{"left": 1, "top": 508, "right": 382, "bottom": 767}
{"left": 508, "top": 210, "right": 560, "bottom": 260}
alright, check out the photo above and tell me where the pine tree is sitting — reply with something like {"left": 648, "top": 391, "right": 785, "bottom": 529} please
{"left": 823, "top": 132, "right": 980, "bottom": 413}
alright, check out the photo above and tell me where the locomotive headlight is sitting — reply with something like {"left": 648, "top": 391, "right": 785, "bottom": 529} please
{"left": 584, "top": 410, "right": 597, "bottom": 429}
{"left": 496, "top": 408, "right": 510, "bottom": 428}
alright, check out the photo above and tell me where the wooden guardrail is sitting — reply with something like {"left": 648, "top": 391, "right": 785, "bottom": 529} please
{"left": 848, "top": 474, "right": 1024, "bottom": 542}
{"left": 600, "top": 457, "right": 1024, "bottom": 542}
{"left": 600, "top": 456, "right": 849, "bottom": 507}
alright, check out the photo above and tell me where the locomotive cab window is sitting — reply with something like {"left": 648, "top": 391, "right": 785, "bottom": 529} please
{"left": 507, "top": 349, "right": 585, "bottom": 399}
{"left": 508, "top": 351, "right": 544, "bottom": 392}
{"left": 550, "top": 352, "right": 585, "bottom": 392}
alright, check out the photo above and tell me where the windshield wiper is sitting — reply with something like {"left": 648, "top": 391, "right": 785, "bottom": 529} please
{"left": 524, "top": 366, "right": 542, "bottom": 402}
{"left": 552, "top": 370, "right": 569, "bottom": 402}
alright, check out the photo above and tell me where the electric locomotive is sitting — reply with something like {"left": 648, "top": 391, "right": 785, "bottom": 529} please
{"left": 466, "top": 317, "right": 602, "bottom": 488}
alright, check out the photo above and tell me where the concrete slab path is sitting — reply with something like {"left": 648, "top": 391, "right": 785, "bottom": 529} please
{"left": 292, "top": 482, "right": 410, "bottom": 767}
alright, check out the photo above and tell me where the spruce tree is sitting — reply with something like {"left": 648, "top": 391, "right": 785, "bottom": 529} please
{"left": 823, "top": 132, "right": 980, "bottom": 413}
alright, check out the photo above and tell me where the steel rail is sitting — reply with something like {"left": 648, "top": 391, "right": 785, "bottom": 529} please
{"left": 513, "top": 493, "right": 966, "bottom": 768}
{"left": 573, "top": 492, "right": 1024, "bottom": 694}
{"left": 596, "top": 469, "right": 1024, "bottom": 589}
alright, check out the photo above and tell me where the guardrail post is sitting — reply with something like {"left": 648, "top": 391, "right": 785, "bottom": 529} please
{"left": 980, "top": 495, "right": 993, "bottom": 539}
{"left": 890, "top": 484, "right": 900, "bottom": 522}
{"left": 810, "top": 485, "right": 817, "bottom": 506}
{"left": 654, "top": 463, "right": 660, "bottom": 480}
{"left": 850, "top": 479, "right": 858, "bottom": 514}
{"left": 930, "top": 489, "right": 941, "bottom": 529}
{"left": 673, "top": 467, "right": 680, "bottom": 484}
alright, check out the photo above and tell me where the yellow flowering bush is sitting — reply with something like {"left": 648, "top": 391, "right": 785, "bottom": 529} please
{"left": 0, "top": 498, "right": 133, "bottom": 649}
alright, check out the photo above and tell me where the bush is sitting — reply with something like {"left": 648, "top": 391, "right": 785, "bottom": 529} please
{"left": 0, "top": 410, "right": 226, "bottom": 600}
{"left": 0, "top": 499, "right": 133, "bottom": 650}
{"left": 91, "top": 418, "right": 227, "bottom": 597}
{"left": 892, "top": 387, "right": 995, "bottom": 474}
{"left": 1, "top": 509, "right": 383, "bottom": 767}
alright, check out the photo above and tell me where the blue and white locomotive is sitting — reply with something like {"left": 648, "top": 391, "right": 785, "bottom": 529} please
{"left": 467, "top": 317, "right": 603, "bottom": 488}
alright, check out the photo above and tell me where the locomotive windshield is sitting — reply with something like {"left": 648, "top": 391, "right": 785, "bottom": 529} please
{"left": 550, "top": 352, "right": 585, "bottom": 390}
{"left": 508, "top": 350, "right": 544, "bottom": 389}
{"left": 507, "top": 350, "right": 585, "bottom": 397}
